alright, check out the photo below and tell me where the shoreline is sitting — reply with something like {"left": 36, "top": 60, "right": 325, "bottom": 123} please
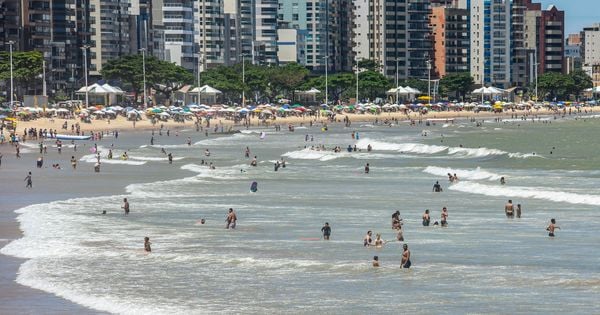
{"left": 8, "top": 106, "right": 598, "bottom": 135}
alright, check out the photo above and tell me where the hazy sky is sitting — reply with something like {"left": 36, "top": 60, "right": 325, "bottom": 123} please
{"left": 538, "top": 0, "right": 600, "bottom": 35}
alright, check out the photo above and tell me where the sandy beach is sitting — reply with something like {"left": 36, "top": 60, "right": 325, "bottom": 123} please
{"left": 10, "top": 106, "right": 599, "bottom": 134}
{"left": 1, "top": 106, "right": 599, "bottom": 313}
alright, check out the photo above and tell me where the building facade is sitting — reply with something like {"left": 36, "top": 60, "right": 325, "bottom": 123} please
{"left": 163, "top": 0, "right": 195, "bottom": 70}
{"left": 470, "top": 0, "right": 511, "bottom": 88}
{"left": 430, "top": 5, "right": 469, "bottom": 78}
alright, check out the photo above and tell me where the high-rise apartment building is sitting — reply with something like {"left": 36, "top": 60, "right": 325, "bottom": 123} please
{"left": 470, "top": 0, "right": 511, "bottom": 88}
{"left": 279, "top": 0, "right": 352, "bottom": 72}
{"left": 581, "top": 24, "right": 600, "bottom": 67}
{"left": 430, "top": 5, "right": 469, "bottom": 78}
{"left": 360, "top": 0, "right": 432, "bottom": 80}
{"left": 565, "top": 34, "right": 581, "bottom": 74}
{"left": 88, "top": 0, "right": 131, "bottom": 75}
{"left": 163, "top": 0, "right": 195, "bottom": 70}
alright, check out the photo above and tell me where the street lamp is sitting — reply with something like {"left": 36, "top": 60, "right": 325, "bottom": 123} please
{"left": 8, "top": 41, "right": 14, "bottom": 107}
{"left": 241, "top": 53, "right": 248, "bottom": 106}
{"left": 426, "top": 59, "right": 432, "bottom": 103}
{"left": 140, "top": 48, "right": 147, "bottom": 108}
{"left": 395, "top": 58, "right": 400, "bottom": 105}
{"left": 81, "top": 45, "right": 90, "bottom": 108}
{"left": 197, "top": 55, "right": 202, "bottom": 105}
{"left": 355, "top": 57, "right": 359, "bottom": 105}
{"left": 324, "top": 56, "right": 329, "bottom": 106}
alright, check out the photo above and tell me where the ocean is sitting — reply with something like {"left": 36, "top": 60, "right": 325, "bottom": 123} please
{"left": 2, "top": 116, "right": 600, "bottom": 314}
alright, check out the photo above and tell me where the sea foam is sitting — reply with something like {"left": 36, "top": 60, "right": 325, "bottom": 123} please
{"left": 423, "top": 166, "right": 502, "bottom": 181}
{"left": 450, "top": 181, "right": 600, "bottom": 206}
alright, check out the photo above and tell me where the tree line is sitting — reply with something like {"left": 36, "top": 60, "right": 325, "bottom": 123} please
{"left": 0, "top": 52, "right": 594, "bottom": 104}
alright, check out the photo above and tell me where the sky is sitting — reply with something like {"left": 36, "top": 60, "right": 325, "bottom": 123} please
{"left": 538, "top": 0, "right": 600, "bottom": 35}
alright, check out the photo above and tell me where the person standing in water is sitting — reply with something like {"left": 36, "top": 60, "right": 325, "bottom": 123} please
{"left": 505, "top": 200, "right": 514, "bottom": 218}
{"left": 364, "top": 163, "right": 370, "bottom": 174}
{"left": 24, "top": 171, "right": 32, "bottom": 188}
{"left": 516, "top": 204, "right": 522, "bottom": 218}
{"left": 546, "top": 218, "right": 560, "bottom": 237}
{"left": 422, "top": 209, "right": 431, "bottom": 226}
{"left": 71, "top": 156, "right": 77, "bottom": 169}
{"left": 321, "top": 222, "right": 331, "bottom": 240}
{"left": 122, "top": 198, "right": 130, "bottom": 215}
{"left": 226, "top": 208, "right": 237, "bottom": 229}
{"left": 363, "top": 231, "right": 373, "bottom": 247}
{"left": 168, "top": 153, "right": 173, "bottom": 164}
{"left": 374, "top": 233, "right": 384, "bottom": 247}
{"left": 500, "top": 177, "right": 506, "bottom": 185}
{"left": 441, "top": 207, "right": 448, "bottom": 227}
{"left": 433, "top": 181, "right": 443, "bottom": 192}
{"left": 144, "top": 237, "right": 152, "bottom": 252}
{"left": 401, "top": 244, "right": 411, "bottom": 268}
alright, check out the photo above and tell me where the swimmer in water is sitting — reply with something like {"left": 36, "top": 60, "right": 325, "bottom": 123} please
{"left": 500, "top": 177, "right": 506, "bottom": 185}
{"left": 401, "top": 244, "right": 411, "bottom": 268}
{"left": 433, "top": 181, "right": 443, "bottom": 192}
{"left": 546, "top": 218, "right": 560, "bottom": 237}
{"left": 441, "top": 207, "right": 448, "bottom": 227}
{"left": 505, "top": 199, "right": 514, "bottom": 218}
{"left": 321, "top": 222, "right": 331, "bottom": 240}
{"left": 374, "top": 233, "right": 384, "bottom": 247}
{"left": 372, "top": 256, "right": 380, "bottom": 267}
{"left": 363, "top": 230, "right": 373, "bottom": 247}
{"left": 144, "top": 237, "right": 151, "bottom": 252}
{"left": 422, "top": 209, "right": 431, "bottom": 226}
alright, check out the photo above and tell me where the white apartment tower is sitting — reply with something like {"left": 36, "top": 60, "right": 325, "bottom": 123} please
{"left": 163, "top": 0, "right": 195, "bottom": 70}
{"left": 470, "top": 0, "right": 511, "bottom": 88}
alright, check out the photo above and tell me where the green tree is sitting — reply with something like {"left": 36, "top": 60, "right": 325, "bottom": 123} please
{"left": 358, "top": 59, "right": 381, "bottom": 72}
{"left": 102, "top": 54, "right": 194, "bottom": 104}
{"left": 568, "top": 69, "right": 593, "bottom": 100}
{"left": 440, "top": 72, "right": 474, "bottom": 101}
{"left": 201, "top": 65, "right": 242, "bottom": 103}
{"left": 537, "top": 72, "right": 574, "bottom": 101}
{"left": 147, "top": 60, "right": 194, "bottom": 102}
{"left": 358, "top": 70, "right": 391, "bottom": 101}
{"left": 101, "top": 54, "right": 145, "bottom": 102}
{"left": 270, "top": 63, "right": 310, "bottom": 101}
{"left": 0, "top": 51, "right": 43, "bottom": 97}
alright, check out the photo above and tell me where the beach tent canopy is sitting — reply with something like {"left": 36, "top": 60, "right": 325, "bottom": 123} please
{"left": 190, "top": 85, "right": 222, "bottom": 94}
{"left": 76, "top": 83, "right": 124, "bottom": 95}
{"left": 472, "top": 86, "right": 506, "bottom": 95}
{"left": 404, "top": 86, "right": 421, "bottom": 94}
{"left": 585, "top": 86, "right": 600, "bottom": 93}
{"left": 304, "top": 87, "right": 321, "bottom": 94}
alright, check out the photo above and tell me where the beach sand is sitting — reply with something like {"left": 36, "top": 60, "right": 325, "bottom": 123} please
{"left": 0, "top": 105, "right": 597, "bottom": 313}
{"left": 10, "top": 106, "right": 598, "bottom": 135}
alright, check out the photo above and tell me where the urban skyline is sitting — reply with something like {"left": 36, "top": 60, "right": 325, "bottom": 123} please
{"left": 1, "top": 0, "right": 600, "bottom": 99}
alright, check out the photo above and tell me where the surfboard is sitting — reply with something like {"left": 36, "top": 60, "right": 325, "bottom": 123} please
{"left": 250, "top": 181, "right": 258, "bottom": 192}
{"left": 56, "top": 134, "right": 92, "bottom": 141}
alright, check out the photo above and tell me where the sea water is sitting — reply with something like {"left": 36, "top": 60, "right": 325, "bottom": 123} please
{"left": 3, "top": 116, "right": 600, "bottom": 314}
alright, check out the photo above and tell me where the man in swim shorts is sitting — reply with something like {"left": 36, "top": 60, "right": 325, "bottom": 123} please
{"left": 422, "top": 209, "right": 431, "bottom": 226}
{"left": 401, "top": 244, "right": 411, "bottom": 268}
{"left": 505, "top": 199, "right": 514, "bottom": 218}
{"left": 433, "top": 181, "right": 443, "bottom": 192}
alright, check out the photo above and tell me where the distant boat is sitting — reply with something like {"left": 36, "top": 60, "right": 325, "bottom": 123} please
{"left": 55, "top": 134, "right": 91, "bottom": 140}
